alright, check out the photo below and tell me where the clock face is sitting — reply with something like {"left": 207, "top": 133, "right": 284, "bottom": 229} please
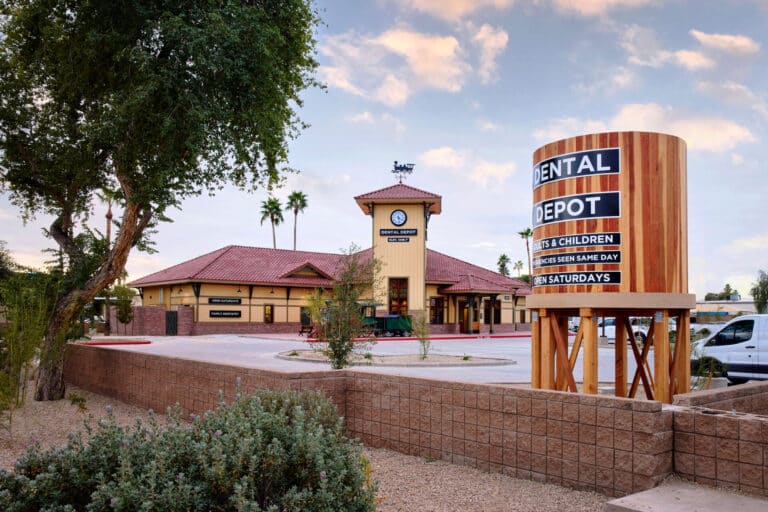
{"left": 390, "top": 209, "right": 407, "bottom": 226}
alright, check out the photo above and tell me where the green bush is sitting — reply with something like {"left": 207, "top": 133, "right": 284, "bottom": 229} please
{"left": 0, "top": 389, "right": 377, "bottom": 511}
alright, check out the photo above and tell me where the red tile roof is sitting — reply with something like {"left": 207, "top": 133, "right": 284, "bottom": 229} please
{"left": 129, "top": 245, "right": 530, "bottom": 295}
{"left": 354, "top": 184, "right": 442, "bottom": 215}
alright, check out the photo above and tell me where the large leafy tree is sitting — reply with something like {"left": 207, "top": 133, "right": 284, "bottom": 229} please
{"left": 751, "top": 270, "right": 768, "bottom": 314}
{"left": 260, "top": 197, "right": 284, "bottom": 249}
{"left": 286, "top": 190, "right": 308, "bottom": 251}
{"left": 0, "top": 1, "right": 320, "bottom": 400}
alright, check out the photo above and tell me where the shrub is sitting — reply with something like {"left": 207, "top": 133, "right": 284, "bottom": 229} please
{"left": 0, "top": 389, "right": 377, "bottom": 511}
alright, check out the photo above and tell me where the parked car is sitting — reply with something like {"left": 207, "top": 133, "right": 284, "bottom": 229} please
{"left": 599, "top": 317, "right": 648, "bottom": 343}
{"left": 690, "top": 314, "right": 768, "bottom": 384}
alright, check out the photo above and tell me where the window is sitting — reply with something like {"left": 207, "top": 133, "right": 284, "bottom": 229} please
{"left": 264, "top": 304, "right": 274, "bottom": 324}
{"left": 389, "top": 278, "right": 408, "bottom": 315}
{"left": 429, "top": 297, "right": 445, "bottom": 324}
{"left": 706, "top": 319, "right": 753, "bottom": 346}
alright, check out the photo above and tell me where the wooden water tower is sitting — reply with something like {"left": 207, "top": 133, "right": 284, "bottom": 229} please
{"left": 527, "top": 131, "right": 695, "bottom": 403}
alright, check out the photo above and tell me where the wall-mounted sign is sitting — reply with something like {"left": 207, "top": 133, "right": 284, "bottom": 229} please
{"left": 533, "top": 148, "right": 620, "bottom": 189}
{"left": 532, "top": 232, "right": 621, "bottom": 254}
{"left": 380, "top": 228, "right": 417, "bottom": 236}
{"left": 533, "top": 191, "right": 620, "bottom": 227}
{"left": 210, "top": 310, "right": 242, "bottom": 318}
{"left": 387, "top": 237, "right": 410, "bottom": 243}
{"left": 533, "top": 271, "right": 621, "bottom": 287}
{"left": 533, "top": 250, "right": 621, "bottom": 269}
{"left": 208, "top": 297, "right": 242, "bottom": 304}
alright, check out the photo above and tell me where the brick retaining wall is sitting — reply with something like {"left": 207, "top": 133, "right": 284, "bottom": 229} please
{"left": 673, "top": 381, "right": 768, "bottom": 416}
{"left": 63, "top": 345, "right": 768, "bottom": 498}
{"left": 65, "top": 344, "right": 679, "bottom": 497}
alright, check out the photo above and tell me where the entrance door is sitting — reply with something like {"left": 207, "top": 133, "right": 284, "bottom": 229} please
{"left": 458, "top": 300, "right": 479, "bottom": 334}
{"left": 165, "top": 311, "right": 178, "bottom": 335}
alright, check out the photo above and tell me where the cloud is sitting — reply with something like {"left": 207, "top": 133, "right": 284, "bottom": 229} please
{"left": 673, "top": 50, "right": 715, "bottom": 70}
{"left": 731, "top": 153, "right": 745, "bottom": 167}
{"left": 346, "top": 111, "right": 406, "bottom": 133}
{"left": 393, "top": 0, "right": 515, "bottom": 22}
{"left": 690, "top": 29, "right": 760, "bottom": 55}
{"left": 621, "top": 25, "right": 672, "bottom": 68}
{"left": 553, "top": 0, "right": 657, "bottom": 17}
{"left": 696, "top": 80, "right": 768, "bottom": 118}
{"left": 472, "top": 24, "right": 508, "bottom": 83}
{"left": 0, "top": 207, "right": 13, "bottom": 221}
{"left": 533, "top": 103, "right": 755, "bottom": 152}
{"left": 373, "top": 74, "right": 411, "bottom": 107}
{"left": 732, "top": 234, "right": 768, "bottom": 251}
{"left": 532, "top": 118, "right": 608, "bottom": 143}
{"left": 477, "top": 119, "right": 501, "bottom": 131}
{"left": 320, "top": 28, "right": 471, "bottom": 105}
{"left": 419, "top": 146, "right": 516, "bottom": 188}
{"left": 610, "top": 103, "right": 755, "bottom": 152}
{"left": 348, "top": 111, "right": 374, "bottom": 123}
{"left": 374, "top": 29, "right": 469, "bottom": 92}
{"left": 419, "top": 147, "right": 467, "bottom": 169}
{"left": 469, "top": 160, "right": 516, "bottom": 187}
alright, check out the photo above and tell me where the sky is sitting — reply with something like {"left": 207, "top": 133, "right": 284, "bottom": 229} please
{"left": 1, "top": 0, "right": 767, "bottom": 300}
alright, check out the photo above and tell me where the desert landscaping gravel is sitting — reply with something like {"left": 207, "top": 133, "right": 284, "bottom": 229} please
{"left": 0, "top": 385, "right": 607, "bottom": 511}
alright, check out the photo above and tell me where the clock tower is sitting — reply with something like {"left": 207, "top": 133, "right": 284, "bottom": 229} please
{"left": 354, "top": 183, "right": 442, "bottom": 317}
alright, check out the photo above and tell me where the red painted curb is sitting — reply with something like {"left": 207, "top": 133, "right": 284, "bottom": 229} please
{"left": 82, "top": 341, "right": 152, "bottom": 346}
{"left": 305, "top": 333, "right": 545, "bottom": 343}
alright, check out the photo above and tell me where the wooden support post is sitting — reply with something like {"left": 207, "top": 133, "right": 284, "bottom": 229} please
{"left": 581, "top": 308, "right": 598, "bottom": 395}
{"left": 552, "top": 314, "right": 577, "bottom": 393}
{"left": 540, "top": 309, "right": 555, "bottom": 390}
{"left": 531, "top": 310, "right": 541, "bottom": 389}
{"left": 615, "top": 314, "right": 628, "bottom": 398}
{"left": 629, "top": 321, "right": 654, "bottom": 400}
{"left": 671, "top": 311, "right": 691, "bottom": 396}
{"left": 653, "top": 311, "right": 671, "bottom": 403}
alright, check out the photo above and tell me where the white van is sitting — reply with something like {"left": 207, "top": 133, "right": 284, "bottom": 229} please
{"left": 690, "top": 314, "right": 768, "bottom": 384}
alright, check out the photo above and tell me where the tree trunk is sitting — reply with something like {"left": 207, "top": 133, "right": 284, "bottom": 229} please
{"left": 293, "top": 213, "right": 297, "bottom": 250}
{"left": 34, "top": 200, "right": 150, "bottom": 401}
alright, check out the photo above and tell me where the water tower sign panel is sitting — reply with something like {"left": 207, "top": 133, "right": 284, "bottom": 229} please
{"left": 531, "top": 131, "right": 687, "bottom": 296}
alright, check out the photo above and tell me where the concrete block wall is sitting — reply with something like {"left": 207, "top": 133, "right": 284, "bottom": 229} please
{"left": 177, "top": 305, "right": 194, "bottom": 336}
{"left": 64, "top": 344, "right": 347, "bottom": 419}
{"left": 672, "top": 407, "right": 768, "bottom": 495}
{"left": 673, "top": 381, "right": 768, "bottom": 416}
{"left": 64, "top": 345, "right": 673, "bottom": 497}
{"left": 109, "top": 306, "right": 166, "bottom": 336}
{"left": 191, "top": 322, "right": 303, "bottom": 335}
{"left": 344, "top": 375, "right": 673, "bottom": 496}
{"left": 63, "top": 345, "right": 768, "bottom": 497}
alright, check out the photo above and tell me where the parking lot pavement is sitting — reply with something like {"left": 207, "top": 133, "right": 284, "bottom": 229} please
{"left": 89, "top": 334, "right": 648, "bottom": 386}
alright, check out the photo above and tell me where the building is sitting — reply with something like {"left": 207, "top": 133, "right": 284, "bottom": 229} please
{"left": 128, "top": 183, "right": 530, "bottom": 335}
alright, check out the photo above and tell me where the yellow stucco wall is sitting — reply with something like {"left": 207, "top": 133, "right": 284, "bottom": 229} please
{"left": 371, "top": 203, "right": 426, "bottom": 315}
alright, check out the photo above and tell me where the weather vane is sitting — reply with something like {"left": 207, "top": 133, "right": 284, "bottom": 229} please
{"left": 392, "top": 161, "right": 415, "bottom": 183}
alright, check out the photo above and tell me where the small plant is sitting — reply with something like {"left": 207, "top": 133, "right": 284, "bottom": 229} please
{"left": 411, "top": 310, "right": 430, "bottom": 360}
{"left": 287, "top": 350, "right": 299, "bottom": 356}
{"left": 462, "top": 354, "right": 471, "bottom": 361}
{"left": 67, "top": 392, "right": 88, "bottom": 413}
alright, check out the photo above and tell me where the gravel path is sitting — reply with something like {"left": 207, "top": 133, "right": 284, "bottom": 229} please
{"left": 0, "top": 386, "right": 607, "bottom": 511}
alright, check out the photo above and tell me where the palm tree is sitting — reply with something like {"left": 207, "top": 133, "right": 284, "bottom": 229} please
{"left": 286, "top": 191, "right": 308, "bottom": 251}
{"left": 497, "top": 254, "right": 510, "bottom": 276}
{"left": 260, "top": 197, "right": 284, "bottom": 249}
{"left": 518, "top": 227, "right": 533, "bottom": 279}
{"left": 513, "top": 260, "right": 524, "bottom": 277}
